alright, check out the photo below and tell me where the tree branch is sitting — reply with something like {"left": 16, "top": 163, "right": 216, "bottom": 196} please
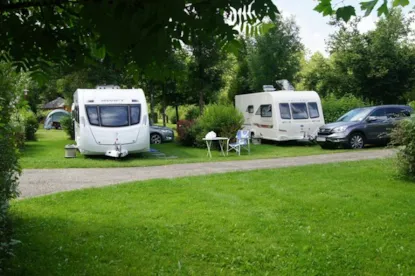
{"left": 0, "top": 0, "right": 80, "bottom": 12}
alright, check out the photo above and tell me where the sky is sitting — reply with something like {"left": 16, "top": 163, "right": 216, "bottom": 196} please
{"left": 272, "top": 0, "right": 414, "bottom": 57}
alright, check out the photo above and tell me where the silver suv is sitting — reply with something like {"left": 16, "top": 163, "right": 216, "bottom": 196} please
{"left": 316, "top": 105, "right": 413, "bottom": 149}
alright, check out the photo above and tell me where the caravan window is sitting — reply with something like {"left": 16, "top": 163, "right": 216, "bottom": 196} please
{"left": 256, "top": 105, "right": 272, "bottom": 117}
{"left": 279, "top": 103, "right": 291, "bottom": 119}
{"left": 247, "top": 105, "right": 254, "bottom": 113}
{"left": 85, "top": 105, "right": 141, "bottom": 127}
{"left": 74, "top": 105, "right": 80, "bottom": 123}
{"left": 291, "top": 103, "right": 309, "bottom": 119}
{"left": 86, "top": 106, "right": 100, "bottom": 126}
{"left": 100, "top": 106, "right": 129, "bottom": 127}
{"left": 307, "top": 102, "right": 320, "bottom": 118}
{"left": 130, "top": 105, "right": 141, "bottom": 125}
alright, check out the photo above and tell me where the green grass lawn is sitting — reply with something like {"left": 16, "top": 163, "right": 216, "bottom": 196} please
{"left": 20, "top": 128, "right": 351, "bottom": 169}
{"left": 9, "top": 159, "right": 415, "bottom": 275}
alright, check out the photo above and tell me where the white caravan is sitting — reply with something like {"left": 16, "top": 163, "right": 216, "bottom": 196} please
{"left": 235, "top": 90, "right": 325, "bottom": 142}
{"left": 72, "top": 86, "right": 150, "bottom": 157}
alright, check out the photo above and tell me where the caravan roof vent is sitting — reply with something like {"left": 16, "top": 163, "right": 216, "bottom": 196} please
{"left": 263, "top": 85, "right": 276, "bottom": 92}
{"left": 275, "top": 80, "right": 295, "bottom": 91}
{"left": 96, "top": 85, "right": 120, "bottom": 89}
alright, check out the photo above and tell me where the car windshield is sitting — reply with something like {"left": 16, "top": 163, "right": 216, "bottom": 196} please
{"left": 337, "top": 108, "right": 373, "bottom": 122}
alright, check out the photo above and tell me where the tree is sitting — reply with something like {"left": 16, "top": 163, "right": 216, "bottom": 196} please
{"left": 228, "top": 37, "right": 254, "bottom": 102}
{"left": 314, "top": 0, "right": 412, "bottom": 22}
{"left": 188, "top": 36, "right": 226, "bottom": 113}
{"left": 327, "top": 9, "right": 415, "bottom": 103}
{"left": 295, "top": 52, "right": 335, "bottom": 96}
{"left": 0, "top": 0, "right": 278, "bottom": 79}
{"left": 247, "top": 16, "right": 303, "bottom": 91}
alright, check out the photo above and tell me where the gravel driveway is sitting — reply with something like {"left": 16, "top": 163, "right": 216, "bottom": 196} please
{"left": 19, "top": 149, "right": 395, "bottom": 198}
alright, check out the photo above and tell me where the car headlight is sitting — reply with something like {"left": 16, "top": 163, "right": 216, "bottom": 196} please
{"left": 161, "top": 129, "right": 172, "bottom": 134}
{"left": 332, "top": 126, "right": 347, "bottom": 133}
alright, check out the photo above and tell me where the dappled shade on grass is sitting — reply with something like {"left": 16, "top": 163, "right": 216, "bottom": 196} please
{"left": 9, "top": 160, "right": 415, "bottom": 275}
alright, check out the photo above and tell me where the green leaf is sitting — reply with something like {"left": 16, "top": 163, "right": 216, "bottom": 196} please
{"left": 314, "top": 0, "right": 334, "bottom": 16}
{"left": 393, "top": 0, "right": 410, "bottom": 7}
{"left": 336, "top": 6, "right": 356, "bottom": 22}
{"left": 360, "top": 0, "right": 378, "bottom": 16}
{"left": 377, "top": 0, "right": 389, "bottom": 16}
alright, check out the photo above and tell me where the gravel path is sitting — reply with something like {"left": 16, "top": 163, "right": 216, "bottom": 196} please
{"left": 19, "top": 149, "right": 395, "bottom": 198}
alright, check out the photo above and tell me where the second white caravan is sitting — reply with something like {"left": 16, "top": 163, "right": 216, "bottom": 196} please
{"left": 235, "top": 90, "right": 325, "bottom": 142}
{"left": 72, "top": 86, "right": 150, "bottom": 157}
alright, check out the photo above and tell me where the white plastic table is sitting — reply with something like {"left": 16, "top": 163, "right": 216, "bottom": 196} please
{"left": 202, "top": 137, "right": 229, "bottom": 158}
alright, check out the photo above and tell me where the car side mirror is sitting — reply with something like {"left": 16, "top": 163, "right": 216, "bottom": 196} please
{"left": 367, "top": 116, "right": 377, "bottom": 123}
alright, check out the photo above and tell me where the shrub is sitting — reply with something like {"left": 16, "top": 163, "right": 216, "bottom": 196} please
{"left": 177, "top": 120, "right": 195, "bottom": 146}
{"left": 322, "top": 94, "right": 371, "bottom": 123}
{"left": 198, "top": 104, "right": 244, "bottom": 141}
{"left": 0, "top": 62, "right": 21, "bottom": 271}
{"left": 61, "top": 115, "right": 75, "bottom": 140}
{"left": 409, "top": 101, "right": 415, "bottom": 111}
{"left": 22, "top": 110, "right": 39, "bottom": 141}
{"left": 185, "top": 105, "right": 201, "bottom": 121}
{"left": 391, "top": 117, "right": 415, "bottom": 180}
{"left": 10, "top": 119, "right": 25, "bottom": 149}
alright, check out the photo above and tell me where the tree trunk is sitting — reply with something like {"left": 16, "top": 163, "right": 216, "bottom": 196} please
{"left": 199, "top": 91, "right": 204, "bottom": 114}
{"left": 175, "top": 104, "right": 179, "bottom": 124}
{"left": 162, "top": 83, "right": 167, "bottom": 127}
{"left": 150, "top": 82, "right": 155, "bottom": 124}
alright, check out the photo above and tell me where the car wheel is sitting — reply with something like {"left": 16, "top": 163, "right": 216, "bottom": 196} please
{"left": 348, "top": 133, "right": 365, "bottom": 149}
{"left": 150, "top": 133, "right": 162, "bottom": 144}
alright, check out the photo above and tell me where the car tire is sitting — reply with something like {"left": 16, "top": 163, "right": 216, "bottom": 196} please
{"left": 347, "top": 132, "right": 365, "bottom": 149}
{"left": 150, "top": 133, "right": 162, "bottom": 144}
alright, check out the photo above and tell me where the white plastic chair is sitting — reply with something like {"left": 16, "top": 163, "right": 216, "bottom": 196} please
{"left": 227, "top": 130, "right": 250, "bottom": 156}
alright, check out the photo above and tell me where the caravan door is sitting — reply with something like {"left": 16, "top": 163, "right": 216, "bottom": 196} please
{"left": 252, "top": 104, "right": 275, "bottom": 139}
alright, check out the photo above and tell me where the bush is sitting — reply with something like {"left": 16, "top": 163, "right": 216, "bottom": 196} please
{"left": 198, "top": 104, "right": 244, "bottom": 141}
{"left": 178, "top": 105, "right": 244, "bottom": 148}
{"left": 391, "top": 117, "right": 415, "bottom": 180}
{"left": 0, "top": 62, "right": 21, "bottom": 271}
{"left": 322, "top": 94, "right": 371, "bottom": 123}
{"left": 409, "top": 101, "right": 415, "bottom": 111}
{"left": 22, "top": 110, "right": 39, "bottom": 141}
{"left": 185, "top": 105, "right": 201, "bottom": 121}
{"left": 10, "top": 119, "right": 25, "bottom": 149}
{"left": 177, "top": 120, "right": 197, "bottom": 146}
{"left": 61, "top": 115, "right": 75, "bottom": 140}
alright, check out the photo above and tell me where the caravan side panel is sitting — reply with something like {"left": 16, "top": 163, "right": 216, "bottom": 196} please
{"left": 236, "top": 93, "right": 276, "bottom": 140}
{"left": 236, "top": 91, "right": 325, "bottom": 142}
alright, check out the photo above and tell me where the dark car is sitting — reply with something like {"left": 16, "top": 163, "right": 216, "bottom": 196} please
{"left": 149, "top": 121, "right": 175, "bottom": 144}
{"left": 316, "top": 105, "right": 413, "bottom": 149}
